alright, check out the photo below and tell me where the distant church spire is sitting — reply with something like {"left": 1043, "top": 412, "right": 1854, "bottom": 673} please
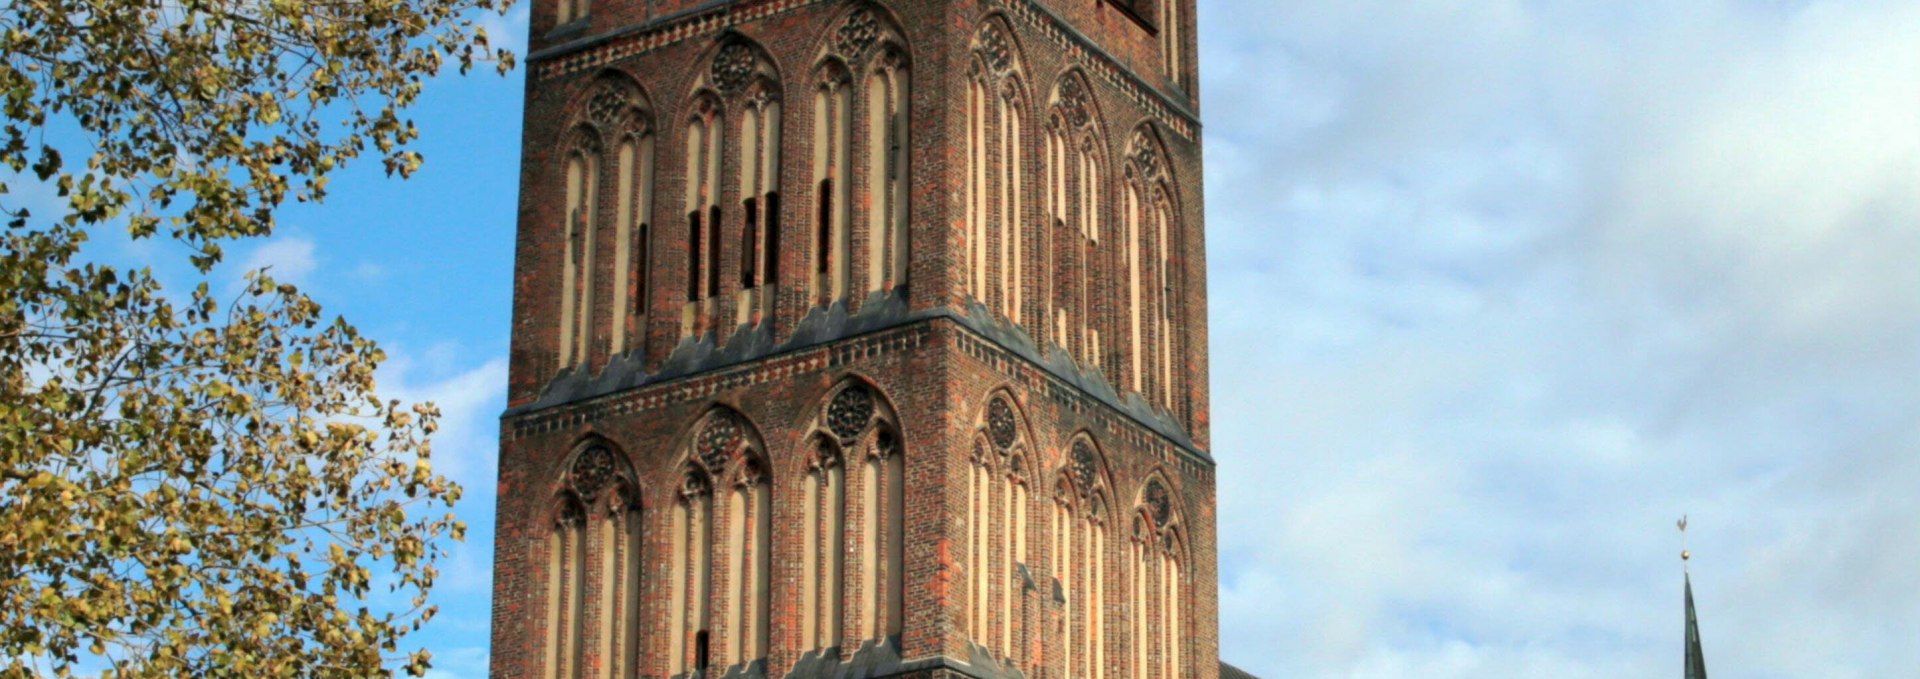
{"left": 1685, "top": 574, "right": 1708, "bottom": 679}
{"left": 1680, "top": 516, "right": 1708, "bottom": 679}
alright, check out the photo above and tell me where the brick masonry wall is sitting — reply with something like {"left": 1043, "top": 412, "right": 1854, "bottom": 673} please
{"left": 491, "top": 319, "right": 1218, "bottom": 678}
{"left": 495, "top": 0, "right": 1218, "bottom": 677}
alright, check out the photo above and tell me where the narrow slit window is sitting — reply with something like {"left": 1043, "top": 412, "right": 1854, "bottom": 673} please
{"left": 742, "top": 198, "right": 759, "bottom": 288}
{"left": 816, "top": 178, "right": 833, "bottom": 276}
{"left": 764, "top": 192, "right": 781, "bottom": 287}
{"left": 688, "top": 211, "right": 703, "bottom": 302}
{"left": 707, "top": 205, "right": 722, "bottom": 298}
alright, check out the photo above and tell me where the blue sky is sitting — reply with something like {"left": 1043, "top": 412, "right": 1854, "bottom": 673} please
{"left": 85, "top": 1, "right": 1919, "bottom": 677}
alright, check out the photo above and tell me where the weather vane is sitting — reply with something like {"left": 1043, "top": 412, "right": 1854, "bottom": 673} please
{"left": 1677, "top": 514, "right": 1690, "bottom": 571}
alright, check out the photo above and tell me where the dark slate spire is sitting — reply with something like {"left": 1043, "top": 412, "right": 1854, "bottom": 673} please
{"left": 1681, "top": 514, "right": 1708, "bottom": 679}
{"left": 1685, "top": 573, "right": 1708, "bottom": 679}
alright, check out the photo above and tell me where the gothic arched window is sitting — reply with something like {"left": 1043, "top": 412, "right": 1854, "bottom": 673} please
{"left": 669, "top": 408, "right": 771, "bottom": 675}
{"left": 814, "top": 5, "right": 915, "bottom": 305}
{"left": 684, "top": 96, "right": 722, "bottom": 309}
{"left": 1128, "top": 475, "right": 1186, "bottom": 679}
{"left": 543, "top": 442, "right": 641, "bottom": 679}
{"left": 614, "top": 137, "right": 652, "bottom": 355}
{"left": 1045, "top": 72, "right": 1107, "bottom": 367}
{"left": 967, "top": 391, "right": 1031, "bottom": 660}
{"left": 801, "top": 378, "right": 906, "bottom": 653}
{"left": 811, "top": 60, "right": 853, "bottom": 305}
{"left": 864, "top": 52, "right": 910, "bottom": 293}
{"left": 965, "top": 20, "right": 1029, "bottom": 325}
{"left": 545, "top": 494, "right": 586, "bottom": 679}
{"left": 1055, "top": 436, "right": 1112, "bottom": 679}
{"left": 734, "top": 74, "right": 782, "bottom": 326}
{"left": 682, "top": 39, "right": 782, "bottom": 337}
{"left": 558, "top": 76, "right": 653, "bottom": 370}
{"left": 559, "top": 146, "right": 598, "bottom": 370}
{"left": 1123, "top": 127, "right": 1180, "bottom": 412}
{"left": 801, "top": 435, "right": 844, "bottom": 652}
{"left": 812, "top": 5, "right": 913, "bottom": 296}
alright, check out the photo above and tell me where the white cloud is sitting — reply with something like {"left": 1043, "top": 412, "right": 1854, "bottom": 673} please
{"left": 1204, "top": 0, "right": 1920, "bottom": 677}
{"left": 376, "top": 347, "right": 507, "bottom": 609}
{"left": 343, "top": 2, "right": 1920, "bottom": 674}
{"left": 377, "top": 348, "right": 508, "bottom": 491}
{"left": 236, "top": 235, "right": 319, "bottom": 286}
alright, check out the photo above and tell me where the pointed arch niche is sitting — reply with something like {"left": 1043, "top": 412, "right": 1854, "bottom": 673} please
{"left": 809, "top": 5, "right": 912, "bottom": 304}
{"left": 1053, "top": 435, "right": 1113, "bottom": 679}
{"left": 799, "top": 377, "right": 906, "bottom": 655}
{"left": 1127, "top": 474, "right": 1188, "bottom": 679}
{"left": 1159, "top": 0, "right": 1187, "bottom": 91}
{"left": 966, "top": 390, "right": 1033, "bottom": 661}
{"left": 809, "top": 57, "right": 854, "bottom": 306}
{"left": 542, "top": 440, "right": 644, "bottom": 679}
{"left": 682, "top": 38, "right": 784, "bottom": 337}
{"left": 668, "top": 408, "right": 772, "bottom": 676}
{"left": 558, "top": 75, "right": 654, "bottom": 373}
{"left": 964, "top": 18, "right": 1031, "bottom": 326}
{"left": 1122, "top": 125, "right": 1183, "bottom": 416}
{"left": 1044, "top": 71, "right": 1109, "bottom": 369}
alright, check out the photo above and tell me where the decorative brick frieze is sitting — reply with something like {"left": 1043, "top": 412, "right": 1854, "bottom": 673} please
{"left": 530, "top": 0, "right": 1198, "bottom": 141}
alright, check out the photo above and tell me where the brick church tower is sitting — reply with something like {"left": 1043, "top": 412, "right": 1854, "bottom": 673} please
{"left": 489, "top": 1, "right": 1221, "bottom": 678}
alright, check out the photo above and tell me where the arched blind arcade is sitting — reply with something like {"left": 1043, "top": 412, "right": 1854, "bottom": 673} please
{"left": 801, "top": 379, "right": 906, "bottom": 654}
{"left": 733, "top": 79, "right": 782, "bottom": 327}
{"left": 811, "top": 62, "right": 854, "bottom": 306}
{"left": 965, "top": 21, "right": 1028, "bottom": 326}
{"left": 683, "top": 40, "right": 782, "bottom": 337}
{"left": 670, "top": 409, "right": 771, "bottom": 676}
{"left": 543, "top": 443, "right": 642, "bottom": 679}
{"left": 1128, "top": 476, "right": 1186, "bottom": 679}
{"left": 1055, "top": 437, "right": 1112, "bottom": 679}
{"left": 1045, "top": 73, "right": 1107, "bottom": 368}
{"left": 810, "top": 6, "right": 913, "bottom": 306}
{"left": 560, "top": 148, "right": 598, "bottom": 370}
{"left": 967, "top": 393, "right": 1031, "bottom": 661}
{"left": 1123, "top": 127, "right": 1182, "bottom": 416}
{"left": 558, "top": 80, "right": 652, "bottom": 372}
{"left": 862, "top": 52, "right": 910, "bottom": 293}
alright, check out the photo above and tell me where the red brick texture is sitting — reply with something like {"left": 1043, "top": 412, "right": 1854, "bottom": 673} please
{"left": 492, "top": 1, "right": 1217, "bottom": 678}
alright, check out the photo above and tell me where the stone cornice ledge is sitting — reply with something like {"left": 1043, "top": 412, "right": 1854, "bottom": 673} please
{"left": 504, "top": 292, "right": 1214, "bottom": 466}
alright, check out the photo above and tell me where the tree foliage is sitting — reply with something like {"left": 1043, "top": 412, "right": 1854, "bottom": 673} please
{"left": 0, "top": 0, "right": 513, "bottom": 675}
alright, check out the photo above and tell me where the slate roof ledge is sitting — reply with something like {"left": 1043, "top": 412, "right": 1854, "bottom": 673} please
{"left": 508, "top": 291, "right": 1210, "bottom": 464}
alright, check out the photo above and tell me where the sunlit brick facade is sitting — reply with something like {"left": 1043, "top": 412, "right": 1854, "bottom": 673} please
{"left": 489, "top": 2, "right": 1222, "bottom": 678}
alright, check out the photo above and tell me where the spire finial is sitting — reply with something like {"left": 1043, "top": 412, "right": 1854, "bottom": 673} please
{"left": 1678, "top": 515, "right": 1691, "bottom": 571}
{"left": 1681, "top": 518, "right": 1709, "bottom": 679}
